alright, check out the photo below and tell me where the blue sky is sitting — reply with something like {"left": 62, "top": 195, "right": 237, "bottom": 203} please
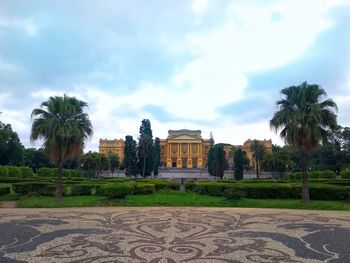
{"left": 0, "top": 0, "right": 349, "bottom": 151}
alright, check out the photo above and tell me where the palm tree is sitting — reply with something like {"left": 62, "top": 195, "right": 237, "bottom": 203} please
{"left": 250, "top": 140, "right": 266, "bottom": 179}
{"left": 270, "top": 82, "right": 337, "bottom": 202}
{"left": 31, "top": 95, "right": 93, "bottom": 201}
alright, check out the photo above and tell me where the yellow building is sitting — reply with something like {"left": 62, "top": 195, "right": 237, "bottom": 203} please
{"left": 99, "top": 130, "right": 272, "bottom": 170}
{"left": 160, "top": 129, "right": 214, "bottom": 168}
{"left": 98, "top": 139, "right": 125, "bottom": 161}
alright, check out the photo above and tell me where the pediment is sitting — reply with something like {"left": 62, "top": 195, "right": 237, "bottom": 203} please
{"left": 169, "top": 134, "right": 201, "bottom": 140}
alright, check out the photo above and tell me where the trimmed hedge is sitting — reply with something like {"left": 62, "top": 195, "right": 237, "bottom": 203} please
{"left": 138, "top": 179, "right": 180, "bottom": 191}
{"left": 12, "top": 182, "right": 55, "bottom": 196}
{"left": 38, "top": 167, "right": 55, "bottom": 177}
{"left": 7, "top": 166, "right": 22, "bottom": 177}
{"left": 0, "top": 185, "right": 11, "bottom": 195}
{"left": 319, "top": 170, "right": 336, "bottom": 179}
{"left": 193, "top": 182, "right": 350, "bottom": 200}
{"left": 340, "top": 170, "right": 350, "bottom": 179}
{"left": 20, "top": 167, "right": 34, "bottom": 178}
{"left": 223, "top": 188, "right": 246, "bottom": 200}
{"left": 99, "top": 183, "right": 133, "bottom": 198}
{"left": 71, "top": 184, "right": 94, "bottom": 196}
{"left": 0, "top": 166, "right": 9, "bottom": 177}
{"left": 134, "top": 183, "right": 155, "bottom": 195}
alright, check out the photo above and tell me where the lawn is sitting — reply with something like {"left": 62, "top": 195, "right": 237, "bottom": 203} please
{"left": 16, "top": 191, "right": 350, "bottom": 210}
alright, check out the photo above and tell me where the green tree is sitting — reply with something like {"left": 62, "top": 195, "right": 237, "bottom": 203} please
{"left": 24, "top": 148, "right": 53, "bottom": 172}
{"left": 233, "top": 148, "right": 244, "bottom": 180}
{"left": 250, "top": 140, "right": 266, "bottom": 179}
{"left": 137, "top": 119, "right": 154, "bottom": 177}
{"left": 123, "top": 135, "right": 138, "bottom": 177}
{"left": 0, "top": 122, "right": 24, "bottom": 165}
{"left": 261, "top": 147, "right": 291, "bottom": 178}
{"left": 270, "top": 82, "right": 337, "bottom": 202}
{"left": 207, "top": 144, "right": 225, "bottom": 179}
{"left": 109, "top": 153, "right": 120, "bottom": 176}
{"left": 80, "top": 151, "right": 109, "bottom": 177}
{"left": 153, "top": 137, "right": 161, "bottom": 176}
{"left": 31, "top": 95, "right": 93, "bottom": 201}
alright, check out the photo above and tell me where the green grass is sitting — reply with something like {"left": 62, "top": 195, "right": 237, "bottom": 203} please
{"left": 17, "top": 195, "right": 108, "bottom": 208}
{"left": 15, "top": 191, "right": 350, "bottom": 210}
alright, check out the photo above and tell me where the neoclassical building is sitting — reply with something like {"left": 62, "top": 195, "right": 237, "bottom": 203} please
{"left": 99, "top": 129, "right": 272, "bottom": 169}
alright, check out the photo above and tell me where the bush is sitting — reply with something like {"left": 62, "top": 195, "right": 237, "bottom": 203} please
{"left": 134, "top": 183, "right": 155, "bottom": 195}
{"left": 70, "top": 184, "right": 94, "bottom": 196}
{"left": 194, "top": 182, "right": 228, "bottom": 196}
{"left": 319, "top": 170, "right": 336, "bottom": 179}
{"left": 0, "top": 166, "right": 9, "bottom": 177}
{"left": 340, "top": 170, "right": 350, "bottom": 179}
{"left": 309, "top": 184, "right": 350, "bottom": 200}
{"left": 20, "top": 167, "right": 34, "bottom": 178}
{"left": 0, "top": 185, "right": 11, "bottom": 195}
{"left": 223, "top": 187, "right": 246, "bottom": 200}
{"left": 138, "top": 179, "right": 174, "bottom": 191}
{"left": 185, "top": 182, "right": 196, "bottom": 191}
{"left": 291, "top": 172, "right": 302, "bottom": 180}
{"left": 63, "top": 169, "right": 71, "bottom": 178}
{"left": 309, "top": 171, "right": 320, "bottom": 179}
{"left": 99, "top": 183, "right": 133, "bottom": 198}
{"left": 7, "top": 166, "right": 22, "bottom": 177}
{"left": 13, "top": 182, "right": 55, "bottom": 196}
{"left": 38, "top": 167, "right": 55, "bottom": 177}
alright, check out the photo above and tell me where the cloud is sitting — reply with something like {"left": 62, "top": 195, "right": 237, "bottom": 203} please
{"left": 0, "top": 0, "right": 349, "bottom": 152}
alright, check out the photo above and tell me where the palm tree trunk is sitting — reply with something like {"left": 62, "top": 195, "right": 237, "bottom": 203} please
{"left": 256, "top": 160, "right": 259, "bottom": 179}
{"left": 301, "top": 154, "right": 310, "bottom": 202}
{"left": 55, "top": 163, "right": 64, "bottom": 202}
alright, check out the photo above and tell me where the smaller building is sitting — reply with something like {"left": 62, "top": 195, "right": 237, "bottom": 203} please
{"left": 99, "top": 139, "right": 125, "bottom": 161}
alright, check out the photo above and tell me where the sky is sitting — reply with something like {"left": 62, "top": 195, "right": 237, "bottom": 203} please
{"left": 0, "top": 0, "right": 350, "bottom": 152}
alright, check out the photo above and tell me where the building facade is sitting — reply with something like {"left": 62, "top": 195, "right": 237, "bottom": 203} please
{"left": 99, "top": 129, "right": 272, "bottom": 170}
{"left": 98, "top": 139, "right": 125, "bottom": 161}
{"left": 160, "top": 129, "right": 214, "bottom": 168}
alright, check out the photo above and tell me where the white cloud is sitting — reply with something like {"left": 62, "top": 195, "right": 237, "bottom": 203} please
{"left": 192, "top": 0, "right": 209, "bottom": 14}
{"left": 0, "top": 17, "right": 40, "bottom": 36}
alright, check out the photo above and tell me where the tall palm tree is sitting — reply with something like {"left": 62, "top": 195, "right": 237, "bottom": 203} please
{"left": 250, "top": 140, "right": 266, "bottom": 179}
{"left": 31, "top": 95, "right": 93, "bottom": 201}
{"left": 270, "top": 82, "right": 337, "bottom": 202}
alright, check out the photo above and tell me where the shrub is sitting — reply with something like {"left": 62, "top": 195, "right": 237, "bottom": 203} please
{"left": 38, "top": 167, "right": 55, "bottom": 177}
{"left": 70, "top": 184, "right": 94, "bottom": 196}
{"left": 138, "top": 179, "right": 172, "bottom": 191}
{"left": 340, "top": 170, "right": 350, "bottom": 179}
{"left": 319, "top": 170, "right": 336, "bottom": 179}
{"left": 63, "top": 169, "right": 71, "bottom": 178}
{"left": 99, "top": 183, "right": 133, "bottom": 198}
{"left": 0, "top": 166, "right": 9, "bottom": 177}
{"left": 13, "top": 182, "right": 55, "bottom": 196}
{"left": 194, "top": 182, "right": 228, "bottom": 196}
{"left": 0, "top": 185, "right": 11, "bottom": 195}
{"left": 309, "top": 184, "right": 350, "bottom": 200}
{"left": 291, "top": 172, "right": 302, "bottom": 180}
{"left": 309, "top": 171, "right": 320, "bottom": 179}
{"left": 7, "top": 166, "right": 22, "bottom": 177}
{"left": 185, "top": 182, "right": 196, "bottom": 191}
{"left": 223, "top": 187, "right": 246, "bottom": 200}
{"left": 134, "top": 183, "right": 155, "bottom": 195}
{"left": 20, "top": 167, "right": 34, "bottom": 178}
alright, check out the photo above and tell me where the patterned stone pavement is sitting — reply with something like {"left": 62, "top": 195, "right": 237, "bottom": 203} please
{"left": 0, "top": 207, "right": 350, "bottom": 263}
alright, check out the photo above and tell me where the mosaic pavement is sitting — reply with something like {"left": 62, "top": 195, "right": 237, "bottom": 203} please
{"left": 0, "top": 207, "right": 350, "bottom": 263}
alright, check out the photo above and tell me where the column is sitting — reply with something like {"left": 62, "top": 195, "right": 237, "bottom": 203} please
{"left": 177, "top": 143, "right": 182, "bottom": 168}
{"left": 198, "top": 143, "right": 203, "bottom": 168}
{"left": 187, "top": 142, "right": 192, "bottom": 168}
{"left": 166, "top": 143, "right": 172, "bottom": 168}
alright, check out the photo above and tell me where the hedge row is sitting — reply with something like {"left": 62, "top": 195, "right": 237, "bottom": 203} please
{"left": 37, "top": 168, "right": 87, "bottom": 178}
{"left": 193, "top": 182, "right": 350, "bottom": 200}
{"left": 12, "top": 182, "right": 56, "bottom": 196}
{"left": 340, "top": 170, "right": 350, "bottom": 179}
{"left": 0, "top": 185, "right": 11, "bottom": 196}
{"left": 286, "top": 170, "right": 337, "bottom": 180}
{"left": 0, "top": 166, "right": 34, "bottom": 178}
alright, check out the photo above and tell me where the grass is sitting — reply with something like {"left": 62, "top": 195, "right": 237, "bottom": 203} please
{"left": 16, "top": 191, "right": 350, "bottom": 210}
{"left": 17, "top": 195, "right": 108, "bottom": 208}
